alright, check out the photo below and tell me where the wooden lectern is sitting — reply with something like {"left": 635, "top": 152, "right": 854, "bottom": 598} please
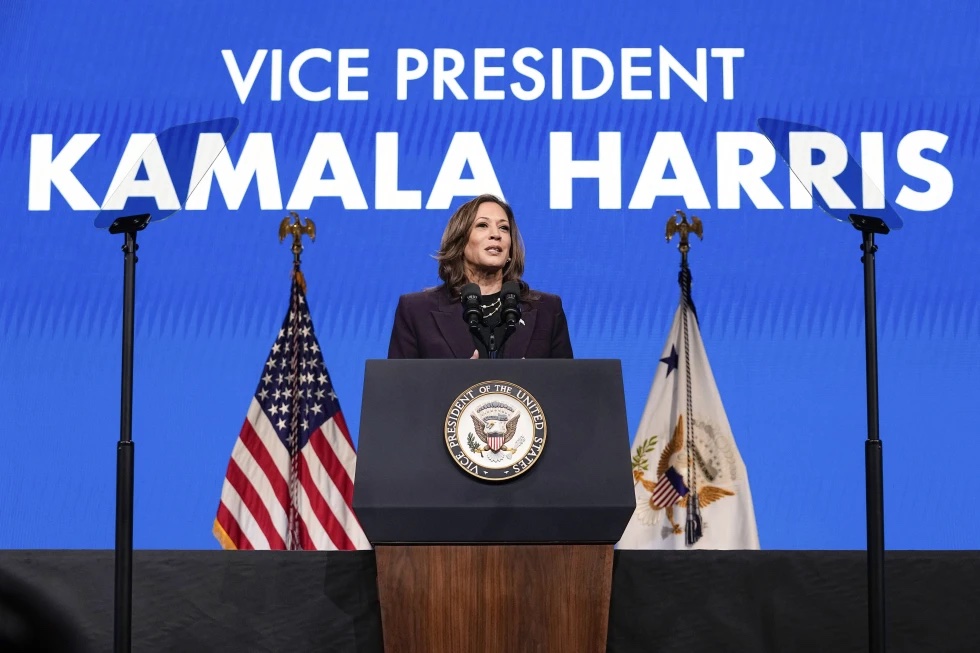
{"left": 354, "top": 360, "right": 635, "bottom": 653}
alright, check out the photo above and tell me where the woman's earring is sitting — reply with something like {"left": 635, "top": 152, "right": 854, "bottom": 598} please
{"left": 506, "top": 257, "right": 512, "bottom": 262}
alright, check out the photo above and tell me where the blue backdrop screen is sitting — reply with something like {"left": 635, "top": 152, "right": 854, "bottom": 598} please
{"left": 1, "top": 0, "right": 977, "bottom": 549}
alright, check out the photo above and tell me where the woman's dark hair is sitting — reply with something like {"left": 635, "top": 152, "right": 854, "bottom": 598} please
{"left": 434, "top": 194, "right": 531, "bottom": 298}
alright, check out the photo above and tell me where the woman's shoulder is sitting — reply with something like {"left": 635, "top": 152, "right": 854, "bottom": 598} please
{"left": 397, "top": 286, "right": 451, "bottom": 309}
{"left": 523, "top": 288, "right": 565, "bottom": 310}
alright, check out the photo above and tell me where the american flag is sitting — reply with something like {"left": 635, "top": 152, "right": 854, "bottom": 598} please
{"left": 213, "top": 277, "right": 370, "bottom": 550}
{"left": 649, "top": 466, "right": 689, "bottom": 510}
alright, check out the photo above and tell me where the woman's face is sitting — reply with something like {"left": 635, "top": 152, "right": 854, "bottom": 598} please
{"left": 462, "top": 201, "right": 511, "bottom": 275}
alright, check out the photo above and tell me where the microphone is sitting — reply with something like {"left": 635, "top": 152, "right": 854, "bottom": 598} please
{"left": 460, "top": 283, "right": 482, "bottom": 330}
{"left": 500, "top": 280, "right": 521, "bottom": 329}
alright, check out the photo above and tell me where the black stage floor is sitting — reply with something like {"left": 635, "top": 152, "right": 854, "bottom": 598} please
{"left": 0, "top": 550, "right": 976, "bottom": 652}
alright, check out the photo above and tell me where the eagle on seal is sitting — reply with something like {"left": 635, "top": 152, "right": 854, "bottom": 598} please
{"left": 635, "top": 414, "right": 734, "bottom": 534}
{"left": 470, "top": 414, "right": 520, "bottom": 455}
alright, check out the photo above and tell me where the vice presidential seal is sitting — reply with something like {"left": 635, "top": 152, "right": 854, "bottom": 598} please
{"left": 444, "top": 381, "right": 547, "bottom": 481}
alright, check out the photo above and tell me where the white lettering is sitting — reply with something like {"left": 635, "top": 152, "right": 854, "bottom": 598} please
{"left": 185, "top": 132, "right": 282, "bottom": 210}
{"left": 102, "top": 134, "right": 180, "bottom": 211}
{"left": 286, "top": 133, "right": 367, "bottom": 209}
{"left": 628, "top": 132, "right": 710, "bottom": 209}
{"left": 621, "top": 48, "right": 653, "bottom": 100}
{"left": 289, "top": 48, "right": 333, "bottom": 102}
{"left": 222, "top": 49, "right": 267, "bottom": 104}
{"left": 860, "top": 132, "right": 886, "bottom": 210}
{"left": 572, "top": 48, "right": 614, "bottom": 100}
{"left": 434, "top": 48, "right": 467, "bottom": 100}
{"left": 659, "top": 46, "right": 707, "bottom": 101}
{"left": 474, "top": 48, "right": 506, "bottom": 100}
{"left": 338, "top": 49, "right": 370, "bottom": 101}
{"left": 550, "top": 131, "right": 622, "bottom": 209}
{"left": 28, "top": 134, "right": 100, "bottom": 210}
{"left": 396, "top": 49, "right": 428, "bottom": 100}
{"left": 426, "top": 132, "right": 503, "bottom": 209}
{"left": 709, "top": 48, "right": 744, "bottom": 100}
{"left": 788, "top": 131, "right": 854, "bottom": 210}
{"left": 896, "top": 130, "right": 953, "bottom": 211}
{"left": 270, "top": 49, "right": 282, "bottom": 101}
{"left": 375, "top": 132, "right": 422, "bottom": 209}
{"left": 716, "top": 132, "right": 781, "bottom": 209}
{"left": 511, "top": 48, "right": 545, "bottom": 101}
{"left": 551, "top": 48, "right": 563, "bottom": 100}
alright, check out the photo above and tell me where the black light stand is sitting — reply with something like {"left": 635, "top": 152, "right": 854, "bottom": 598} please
{"left": 107, "top": 213, "right": 150, "bottom": 653}
{"left": 849, "top": 213, "right": 888, "bottom": 653}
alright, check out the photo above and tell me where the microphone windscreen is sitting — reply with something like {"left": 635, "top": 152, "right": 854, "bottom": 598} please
{"left": 500, "top": 280, "right": 521, "bottom": 327}
{"left": 460, "top": 283, "right": 480, "bottom": 301}
{"left": 460, "top": 283, "right": 482, "bottom": 328}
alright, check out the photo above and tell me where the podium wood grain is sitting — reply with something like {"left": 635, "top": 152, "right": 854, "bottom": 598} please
{"left": 375, "top": 544, "right": 614, "bottom": 653}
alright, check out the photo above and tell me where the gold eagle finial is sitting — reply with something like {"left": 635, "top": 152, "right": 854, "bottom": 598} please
{"left": 278, "top": 212, "right": 316, "bottom": 293}
{"left": 279, "top": 211, "right": 316, "bottom": 249}
{"left": 665, "top": 209, "right": 703, "bottom": 257}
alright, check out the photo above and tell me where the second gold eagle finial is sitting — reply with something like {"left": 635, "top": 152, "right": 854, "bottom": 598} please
{"left": 278, "top": 212, "right": 316, "bottom": 293}
{"left": 665, "top": 209, "right": 703, "bottom": 253}
{"left": 279, "top": 212, "right": 316, "bottom": 252}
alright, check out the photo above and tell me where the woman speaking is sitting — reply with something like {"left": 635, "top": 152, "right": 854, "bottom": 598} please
{"left": 387, "top": 194, "right": 573, "bottom": 359}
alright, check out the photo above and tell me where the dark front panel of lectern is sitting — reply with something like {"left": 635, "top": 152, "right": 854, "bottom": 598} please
{"left": 353, "top": 359, "right": 635, "bottom": 543}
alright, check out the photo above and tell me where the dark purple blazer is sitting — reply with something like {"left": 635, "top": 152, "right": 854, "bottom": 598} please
{"left": 387, "top": 287, "right": 573, "bottom": 359}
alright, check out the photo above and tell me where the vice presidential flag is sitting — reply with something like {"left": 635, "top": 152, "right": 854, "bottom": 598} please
{"left": 214, "top": 277, "right": 370, "bottom": 550}
{"left": 618, "top": 270, "right": 759, "bottom": 550}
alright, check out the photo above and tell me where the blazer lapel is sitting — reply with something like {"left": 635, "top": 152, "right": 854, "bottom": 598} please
{"left": 432, "top": 294, "right": 477, "bottom": 358}
{"left": 502, "top": 304, "right": 537, "bottom": 359}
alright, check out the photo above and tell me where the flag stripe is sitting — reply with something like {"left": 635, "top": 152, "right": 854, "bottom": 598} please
{"left": 304, "top": 436, "right": 363, "bottom": 541}
{"left": 321, "top": 412, "right": 358, "bottom": 481}
{"left": 300, "top": 453, "right": 354, "bottom": 550}
{"left": 225, "top": 458, "right": 286, "bottom": 549}
{"left": 652, "top": 488, "right": 679, "bottom": 507}
{"left": 308, "top": 423, "right": 355, "bottom": 509}
{"left": 290, "top": 501, "right": 318, "bottom": 551}
{"left": 243, "top": 410, "right": 291, "bottom": 509}
{"left": 292, "top": 461, "right": 333, "bottom": 551}
{"left": 230, "top": 433, "right": 289, "bottom": 531}
{"left": 298, "top": 518, "right": 317, "bottom": 551}
{"left": 216, "top": 416, "right": 291, "bottom": 551}
{"left": 217, "top": 483, "right": 266, "bottom": 550}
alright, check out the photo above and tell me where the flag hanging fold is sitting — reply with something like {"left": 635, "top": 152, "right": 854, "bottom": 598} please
{"left": 214, "top": 277, "right": 370, "bottom": 550}
{"left": 618, "top": 273, "right": 760, "bottom": 550}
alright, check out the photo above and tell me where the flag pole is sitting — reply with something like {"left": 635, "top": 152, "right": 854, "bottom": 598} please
{"left": 665, "top": 210, "right": 704, "bottom": 546}
{"left": 278, "top": 212, "right": 316, "bottom": 549}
